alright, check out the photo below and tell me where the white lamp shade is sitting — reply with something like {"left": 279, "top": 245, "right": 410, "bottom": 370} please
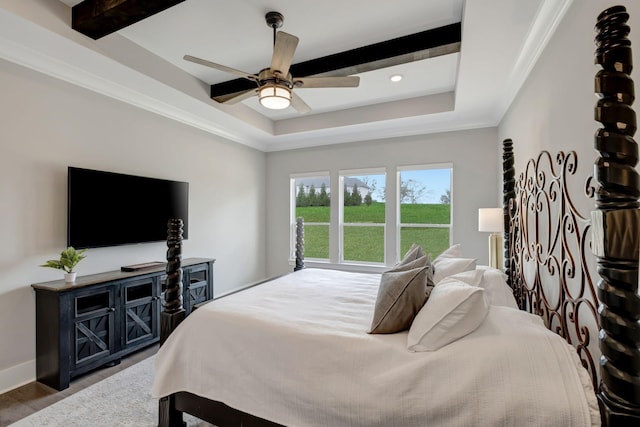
{"left": 259, "top": 85, "right": 291, "bottom": 109}
{"left": 478, "top": 208, "right": 504, "bottom": 233}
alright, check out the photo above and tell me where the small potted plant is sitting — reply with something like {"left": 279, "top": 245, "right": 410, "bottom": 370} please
{"left": 41, "top": 246, "right": 87, "bottom": 283}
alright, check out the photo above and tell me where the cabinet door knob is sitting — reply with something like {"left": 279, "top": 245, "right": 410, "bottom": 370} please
{"left": 108, "top": 307, "right": 116, "bottom": 312}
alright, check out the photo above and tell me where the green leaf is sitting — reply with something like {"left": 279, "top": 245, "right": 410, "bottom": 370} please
{"left": 40, "top": 246, "right": 87, "bottom": 273}
{"left": 40, "top": 260, "right": 64, "bottom": 270}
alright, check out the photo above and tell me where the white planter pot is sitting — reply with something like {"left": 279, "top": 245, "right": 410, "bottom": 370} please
{"left": 64, "top": 272, "right": 77, "bottom": 283}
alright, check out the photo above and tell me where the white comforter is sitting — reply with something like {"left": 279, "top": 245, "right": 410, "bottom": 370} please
{"left": 152, "top": 268, "right": 600, "bottom": 426}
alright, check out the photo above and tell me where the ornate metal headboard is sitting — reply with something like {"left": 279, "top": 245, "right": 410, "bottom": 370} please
{"left": 505, "top": 5, "right": 640, "bottom": 425}
{"left": 506, "top": 148, "right": 599, "bottom": 387}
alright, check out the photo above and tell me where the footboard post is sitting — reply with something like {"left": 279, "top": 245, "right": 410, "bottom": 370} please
{"left": 161, "top": 218, "right": 186, "bottom": 345}
{"left": 294, "top": 217, "right": 305, "bottom": 272}
{"left": 592, "top": 6, "right": 640, "bottom": 425}
{"left": 159, "top": 218, "right": 186, "bottom": 427}
{"left": 159, "top": 395, "right": 184, "bottom": 427}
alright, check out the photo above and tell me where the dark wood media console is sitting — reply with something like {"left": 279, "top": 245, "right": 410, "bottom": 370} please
{"left": 31, "top": 257, "right": 214, "bottom": 390}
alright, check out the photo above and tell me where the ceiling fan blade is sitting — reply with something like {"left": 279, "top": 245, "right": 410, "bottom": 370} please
{"left": 291, "top": 92, "right": 311, "bottom": 114}
{"left": 213, "top": 89, "right": 257, "bottom": 104}
{"left": 184, "top": 55, "right": 258, "bottom": 82}
{"left": 294, "top": 76, "right": 360, "bottom": 88}
{"left": 270, "top": 31, "right": 299, "bottom": 77}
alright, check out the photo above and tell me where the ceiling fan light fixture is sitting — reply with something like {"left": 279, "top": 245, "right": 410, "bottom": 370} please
{"left": 259, "top": 84, "right": 291, "bottom": 110}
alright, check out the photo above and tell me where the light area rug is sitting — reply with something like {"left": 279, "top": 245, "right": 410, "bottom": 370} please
{"left": 10, "top": 357, "right": 212, "bottom": 427}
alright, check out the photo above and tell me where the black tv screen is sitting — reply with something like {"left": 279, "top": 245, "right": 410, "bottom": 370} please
{"left": 67, "top": 167, "right": 189, "bottom": 248}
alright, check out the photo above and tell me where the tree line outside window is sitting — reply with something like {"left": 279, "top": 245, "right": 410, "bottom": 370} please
{"left": 295, "top": 181, "right": 374, "bottom": 207}
{"left": 296, "top": 182, "right": 330, "bottom": 207}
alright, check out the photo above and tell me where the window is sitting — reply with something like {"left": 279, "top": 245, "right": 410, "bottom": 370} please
{"left": 291, "top": 174, "right": 330, "bottom": 260}
{"left": 397, "top": 165, "right": 452, "bottom": 259}
{"left": 340, "top": 169, "right": 386, "bottom": 264}
{"left": 290, "top": 164, "right": 453, "bottom": 269}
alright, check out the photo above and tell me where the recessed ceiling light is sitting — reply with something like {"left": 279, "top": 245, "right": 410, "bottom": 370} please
{"left": 390, "top": 74, "right": 403, "bottom": 82}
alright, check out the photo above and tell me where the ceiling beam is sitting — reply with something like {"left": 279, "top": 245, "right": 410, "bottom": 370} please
{"left": 72, "top": 0, "right": 186, "bottom": 40}
{"left": 210, "top": 22, "right": 461, "bottom": 102}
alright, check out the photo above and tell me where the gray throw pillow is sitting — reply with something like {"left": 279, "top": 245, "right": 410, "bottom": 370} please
{"left": 394, "top": 254, "right": 435, "bottom": 298}
{"left": 396, "top": 253, "right": 430, "bottom": 270}
{"left": 399, "top": 243, "right": 426, "bottom": 266}
{"left": 369, "top": 265, "right": 430, "bottom": 334}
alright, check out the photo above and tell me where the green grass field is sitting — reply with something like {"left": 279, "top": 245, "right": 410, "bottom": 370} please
{"left": 297, "top": 203, "right": 451, "bottom": 261}
{"left": 343, "top": 226, "right": 385, "bottom": 262}
{"left": 296, "top": 202, "right": 450, "bottom": 224}
{"left": 303, "top": 225, "right": 329, "bottom": 259}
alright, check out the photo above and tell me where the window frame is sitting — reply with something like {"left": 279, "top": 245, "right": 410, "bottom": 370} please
{"left": 339, "top": 167, "right": 387, "bottom": 266}
{"left": 289, "top": 163, "right": 453, "bottom": 272}
{"left": 396, "top": 163, "right": 453, "bottom": 263}
{"left": 290, "top": 172, "right": 331, "bottom": 262}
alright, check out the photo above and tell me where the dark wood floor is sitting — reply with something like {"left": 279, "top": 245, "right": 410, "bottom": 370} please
{"left": 0, "top": 344, "right": 158, "bottom": 426}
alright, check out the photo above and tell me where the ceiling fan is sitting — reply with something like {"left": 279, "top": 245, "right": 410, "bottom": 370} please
{"left": 184, "top": 11, "right": 360, "bottom": 113}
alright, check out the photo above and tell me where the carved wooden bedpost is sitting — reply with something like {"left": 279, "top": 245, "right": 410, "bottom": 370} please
{"left": 502, "top": 139, "right": 515, "bottom": 289}
{"left": 159, "top": 219, "right": 186, "bottom": 427}
{"left": 591, "top": 6, "right": 640, "bottom": 425}
{"left": 294, "top": 217, "right": 305, "bottom": 272}
{"left": 161, "top": 218, "right": 186, "bottom": 345}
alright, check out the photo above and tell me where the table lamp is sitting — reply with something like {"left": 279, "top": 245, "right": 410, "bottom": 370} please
{"left": 478, "top": 208, "right": 504, "bottom": 269}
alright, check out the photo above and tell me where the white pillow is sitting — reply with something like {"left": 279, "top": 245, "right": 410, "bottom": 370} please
{"left": 407, "top": 278, "right": 489, "bottom": 352}
{"left": 435, "top": 244, "right": 462, "bottom": 261}
{"left": 476, "top": 265, "right": 507, "bottom": 281}
{"left": 432, "top": 257, "right": 476, "bottom": 284}
{"left": 476, "top": 266, "right": 518, "bottom": 308}
{"left": 445, "top": 268, "right": 484, "bottom": 287}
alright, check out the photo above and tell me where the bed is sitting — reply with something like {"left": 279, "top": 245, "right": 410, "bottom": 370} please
{"left": 153, "top": 6, "right": 640, "bottom": 427}
{"left": 153, "top": 266, "right": 599, "bottom": 426}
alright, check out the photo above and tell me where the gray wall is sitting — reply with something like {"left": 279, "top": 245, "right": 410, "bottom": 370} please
{"left": 0, "top": 59, "right": 267, "bottom": 392}
{"left": 265, "top": 128, "right": 500, "bottom": 276}
{"left": 498, "top": 0, "right": 640, "bottom": 221}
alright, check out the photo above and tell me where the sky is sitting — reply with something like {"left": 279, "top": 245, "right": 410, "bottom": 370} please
{"left": 351, "top": 168, "right": 451, "bottom": 203}
{"left": 399, "top": 168, "right": 451, "bottom": 203}
{"left": 295, "top": 167, "right": 451, "bottom": 204}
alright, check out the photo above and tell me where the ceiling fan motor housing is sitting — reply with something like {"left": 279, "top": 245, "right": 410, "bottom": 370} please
{"left": 258, "top": 68, "right": 292, "bottom": 88}
{"left": 265, "top": 11, "right": 284, "bottom": 29}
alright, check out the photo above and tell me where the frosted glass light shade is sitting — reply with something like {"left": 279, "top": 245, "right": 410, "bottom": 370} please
{"left": 478, "top": 208, "right": 504, "bottom": 232}
{"left": 259, "top": 85, "right": 291, "bottom": 110}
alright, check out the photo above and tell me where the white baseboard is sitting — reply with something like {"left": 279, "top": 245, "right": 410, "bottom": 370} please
{"left": 0, "top": 359, "right": 35, "bottom": 395}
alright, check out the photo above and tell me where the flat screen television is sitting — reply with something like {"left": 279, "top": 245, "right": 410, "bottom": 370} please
{"left": 67, "top": 167, "right": 189, "bottom": 249}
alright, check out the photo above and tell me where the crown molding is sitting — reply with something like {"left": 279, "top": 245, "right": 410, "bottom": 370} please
{"left": 493, "top": 0, "right": 574, "bottom": 123}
